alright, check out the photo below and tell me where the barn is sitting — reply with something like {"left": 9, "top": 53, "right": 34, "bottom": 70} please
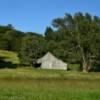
{"left": 37, "top": 52, "right": 67, "bottom": 70}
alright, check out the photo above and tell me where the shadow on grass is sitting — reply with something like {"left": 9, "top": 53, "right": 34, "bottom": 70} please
{"left": 0, "top": 57, "right": 18, "bottom": 69}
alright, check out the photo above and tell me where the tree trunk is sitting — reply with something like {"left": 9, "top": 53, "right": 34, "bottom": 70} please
{"left": 82, "top": 62, "right": 88, "bottom": 73}
{"left": 82, "top": 58, "right": 92, "bottom": 72}
{"left": 87, "top": 59, "right": 92, "bottom": 72}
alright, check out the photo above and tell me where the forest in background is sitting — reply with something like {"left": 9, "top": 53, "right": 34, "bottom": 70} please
{"left": 0, "top": 12, "right": 100, "bottom": 72}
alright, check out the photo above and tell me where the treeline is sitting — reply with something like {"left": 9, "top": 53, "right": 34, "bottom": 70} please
{"left": 0, "top": 12, "right": 100, "bottom": 72}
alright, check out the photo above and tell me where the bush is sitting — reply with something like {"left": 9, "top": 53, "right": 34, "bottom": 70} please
{"left": 68, "top": 64, "right": 80, "bottom": 71}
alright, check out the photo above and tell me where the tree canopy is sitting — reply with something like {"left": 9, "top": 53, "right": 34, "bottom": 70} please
{"left": 0, "top": 12, "right": 100, "bottom": 72}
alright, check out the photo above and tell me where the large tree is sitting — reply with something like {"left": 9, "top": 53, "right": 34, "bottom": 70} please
{"left": 52, "top": 12, "right": 100, "bottom": 72}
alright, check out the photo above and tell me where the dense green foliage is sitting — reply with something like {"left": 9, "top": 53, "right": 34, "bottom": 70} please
{"left": 18, "top": 33, "right": 46, "bottom": 65}
{"left": 0, "top": 12, "right": 100, "bottom": 72}
{"left": 51, "top": 13, "right": 100, "bottom": 72}
{"left": 0, "top": 24, "right": 24, "bottom": 52}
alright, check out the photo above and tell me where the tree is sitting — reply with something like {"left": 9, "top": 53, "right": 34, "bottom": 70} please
{"left": 0, "top": 25, "right": 13, "bottom": 50}
{"left": 18, "top": 33, "right": 46, "bottom": 66}
{"left": 3, "top": 30, "right": 24, "bottom": 52}
{"left": 0, "top": 25, "right": 24, "bottom": 52}
{"left": 44, "top": 27, "right": 55, "bottom": 41}
{"left": 52, "top": 12, "right": 100, "bottom": 72}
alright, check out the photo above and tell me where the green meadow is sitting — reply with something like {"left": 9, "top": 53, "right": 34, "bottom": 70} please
{"left": 0, "top": 68, "right": 100, "bottom": 100}
{"left": 0, "top": 50, "right": 100, "bottom": 100}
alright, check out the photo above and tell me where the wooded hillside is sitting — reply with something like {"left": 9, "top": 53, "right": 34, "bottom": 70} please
{"left": 0, "top": 12, "right": 100, "bottom": 72}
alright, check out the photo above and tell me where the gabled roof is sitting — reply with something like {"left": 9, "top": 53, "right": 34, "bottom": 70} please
{"left": 38, "top": 52, "right": 57, "bottom": 63}
{"left": 42, "top": 52, "right": 56, "bottom": 59}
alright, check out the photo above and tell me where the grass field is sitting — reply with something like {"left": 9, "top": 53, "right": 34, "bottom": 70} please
{"left": 0, "top": 68, "right": 100, "bottom": 100}
{"left": 0, "top": 50, "right": 100, "bottom": 100}
{"left": 0, "top": 50, "right": 19, "bottom": 64}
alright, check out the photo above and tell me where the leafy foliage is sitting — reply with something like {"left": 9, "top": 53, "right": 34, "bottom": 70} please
{"left": 18, "top": 33, "right": 46, "bottom": 65}
{"left": 0, "top": 12, "right": 100, "bottom": 72}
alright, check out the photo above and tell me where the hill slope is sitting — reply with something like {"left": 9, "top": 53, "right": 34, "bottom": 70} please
{"left": 0, "top": 50, "right": 20, "bottom": 68}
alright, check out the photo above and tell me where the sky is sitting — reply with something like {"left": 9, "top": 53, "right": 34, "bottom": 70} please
{"left": 0, "top": 0, "right": 100, "bottom": 34}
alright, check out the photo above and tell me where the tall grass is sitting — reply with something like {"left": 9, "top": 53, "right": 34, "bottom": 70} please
{"left": 0, "top": 68, "right": 100, "bottom": 80}
{"left": 0, "top": 68, "right": 100, "bottom": 100}
{"left": 0, "top": 78, "right": 100, "bottom": 100}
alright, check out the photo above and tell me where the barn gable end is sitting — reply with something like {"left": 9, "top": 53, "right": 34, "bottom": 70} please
{"left": 37, "top": 52, "right": 67, "bottom": 70}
